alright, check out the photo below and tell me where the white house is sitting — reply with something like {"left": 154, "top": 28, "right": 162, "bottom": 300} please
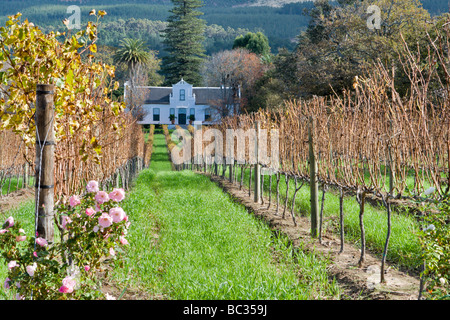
{"left": 124, "top": 79, "right": 240, "bottom": 125}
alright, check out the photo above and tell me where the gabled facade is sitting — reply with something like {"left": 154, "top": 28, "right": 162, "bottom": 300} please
{"left": 124, "top": 79, "right": 239, "bottom": 125}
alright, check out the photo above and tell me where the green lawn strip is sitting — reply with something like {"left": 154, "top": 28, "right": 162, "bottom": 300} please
{"left": 232, "top": 166, "right": 422, "bottom": 271}
{"left": 1, "top": 176, "right": 34, "bottom": 195}
{"left": 114, "top": 133, "right": 341, "bottom": 299}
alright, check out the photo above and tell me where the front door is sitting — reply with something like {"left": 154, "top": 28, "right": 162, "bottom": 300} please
{"left": 178, "top": 108, "right": 187, "bottom": 125}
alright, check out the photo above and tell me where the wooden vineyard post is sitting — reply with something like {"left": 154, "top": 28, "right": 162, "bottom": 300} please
{"left": 254, "top": 121, "right": 261, "bottom": 203}
{"left": 23, "top": 147, "right": 29, "bottom": 188}
{"left": 387, "top": 120, "right": 395, "bottom": 196}
{"left": 35, "top": 84, "right": 55, "bottom": 242}
{"left": 309, "top": 116, "right": 320, "bottom": 238}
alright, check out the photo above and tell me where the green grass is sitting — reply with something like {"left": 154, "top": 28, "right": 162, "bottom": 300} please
{"left": 1, "top": 176, "right": 34, "bottom": 195}
{"left": 0, "top": 199, "right": 35, "bottom": 300}
{"left": 0, "top": 132, "right": 341, "bottom": 300}
{"left": 113, "top": 133, "right": 341, "bottom": 299}
{"left": 229, "top": 165, "right": 423, "bottom": 271}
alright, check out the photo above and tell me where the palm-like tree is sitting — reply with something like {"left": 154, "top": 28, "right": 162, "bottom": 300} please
{"left": 114, "top": 38, "right": 152, "bottom": 121}
{"left": 113, "top": 38, "right": 152, "bottom": 86}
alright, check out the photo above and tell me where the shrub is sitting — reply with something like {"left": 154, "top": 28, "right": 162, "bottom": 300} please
{"left": 0, "top": 181, "right": 130, "bottom": 300}
{"left": 419, "top": 191, "right": 450, "bottom": 299}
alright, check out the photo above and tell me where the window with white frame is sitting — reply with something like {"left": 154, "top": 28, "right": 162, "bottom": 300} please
{"left": 153, "top": 108, "right": 160, "bottom": 121}
{"left": 180, "top": 89, "right": 185, "bottom": 101}
{"left": 204, "top": 108, "right": 211, "bottom": 121}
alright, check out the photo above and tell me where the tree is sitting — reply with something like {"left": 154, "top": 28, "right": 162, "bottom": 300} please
{"left": 232, "top": 31, "right": 271, "bottom": 56}
{"left": 161, "top": 0, "right": 206, "bottom": 86}
{"left": 0, "top": 11, "right": 124, "bottom": 162}
{"left": 113, "top": 38, "right": 153, "bottom": 86}
{"left": 113, "top": 38, "right": 158, "bottom": 120}
{"left": 202, "top": 48, "right": 265, "bottom": 115}
{"left": 292, "top": 0, "right": 432, "bottom": 97}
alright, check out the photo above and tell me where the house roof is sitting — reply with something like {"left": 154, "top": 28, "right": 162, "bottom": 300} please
{"left": 193, "top": 88, "right": 223, "bottom": 105}
{"left": 143, "top": 87, "right": 171, "bottom": 104}
{"left": 139, "top": 86, "right": 224, "bottom": 106}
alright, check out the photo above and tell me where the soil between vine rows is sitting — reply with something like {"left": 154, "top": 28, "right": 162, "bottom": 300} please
{"left": 203, "top": 173, "right": 421, "bottom": 300}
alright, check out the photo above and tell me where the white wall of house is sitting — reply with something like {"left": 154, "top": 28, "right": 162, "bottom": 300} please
{"left": 127, "top": 79, "right": 222, "bottom": 125}
{"left": 139, "top": 104, "right": 217, "bottom": 125}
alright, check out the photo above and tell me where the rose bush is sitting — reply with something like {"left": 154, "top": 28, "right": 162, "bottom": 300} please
{"left": 0, "top": 181, "right": 130, "bottom": 300}
{"left": 418, "top": 192, "right": 450, "bottom": 300}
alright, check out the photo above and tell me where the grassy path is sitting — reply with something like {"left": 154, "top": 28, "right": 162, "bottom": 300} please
{"left": 115, "top": 132, "right": 341, "bottom": 299}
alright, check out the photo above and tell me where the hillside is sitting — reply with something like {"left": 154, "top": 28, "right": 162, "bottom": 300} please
{"left": 0, "top": 0, "right": 315, "bottom": 53}
{"left": 0, "top": 0, "right": 447, "bottom": 54}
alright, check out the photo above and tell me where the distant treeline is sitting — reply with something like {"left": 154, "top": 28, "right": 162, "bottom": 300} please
{"left": 0, "top": 0, "right": 447, "bottom": 53}
{"left": 0, "top": 1, "right": 315, "bottom": 52}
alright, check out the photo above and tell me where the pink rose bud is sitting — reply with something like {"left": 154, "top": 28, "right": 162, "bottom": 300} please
{"left": 120, "top": 236, "right": 129, "bottom": 245}
{"left": 36, "top": 237, "right": 48, "bottom": 247}
{"left": 84, "top": 265, "right": 90, "bottom": 272}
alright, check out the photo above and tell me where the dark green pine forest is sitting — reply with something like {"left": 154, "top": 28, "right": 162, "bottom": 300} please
{"left": 0, "top": 0, "right": 317, "bottom": 54}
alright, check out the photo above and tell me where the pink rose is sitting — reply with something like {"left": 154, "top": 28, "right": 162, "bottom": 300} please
{"left": 62, "top": 216, "right": 72, "bottom": 230}
{"left": 86, "top": 180, "right": 99, "bottom": 193}
{"left": 33, "top": 251, "right": 38, "bottom": 258}
{"left": 94, "top": 204, "right": 102, "bottom": 212}
{"left": 95, "top": 191, "right": 109, "bottom": 204}
{"left": 36, "top": 237, "right": 48, "bottom": 247}
{"left": 84, "top": 265, "right": 90, "bottom": 272}
{"left": 26, "top": 263, "right": 37, "bottom": 277}
{"left": 4, "top": 216, "right": 14, "bottom": 228}
{"left": 109, "top": 247, "right": 115, "bottom": 256}
{"left": 19, "top": 228, "right": 25, "bottom": 234}
{"left": 69, "top": 195, "right": 81, "bottom": 207}
{"left": 59, "top": 285, "right": 72, "bottom": 293}
{"left": 59, "top": 276, "right": 76, "bottom": 294}
{"left": 16, "top": 235, "right": 26, "bottom": 242}
{"left": 98, "top": 213, "right": 113, "bottom": 228}
{"left": 119, "top": 236, "right": 129, "bottom": 245}
{"left": 8, "top": 261, "right": 18, "bottom": 270}
{"left": 93, "top": 225, "right": 99, "bottom": 233}
{"left": 108, "top": 188, "right": 125, "bottom": 202}
{"left": 109, "top": 207, "right": 125, "bottom": 223}
{"left": 0, "top": 229, "right": 9, "bottom": 234}
{"left": 85, "top": 207, "right": 95, "bottom": 217}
